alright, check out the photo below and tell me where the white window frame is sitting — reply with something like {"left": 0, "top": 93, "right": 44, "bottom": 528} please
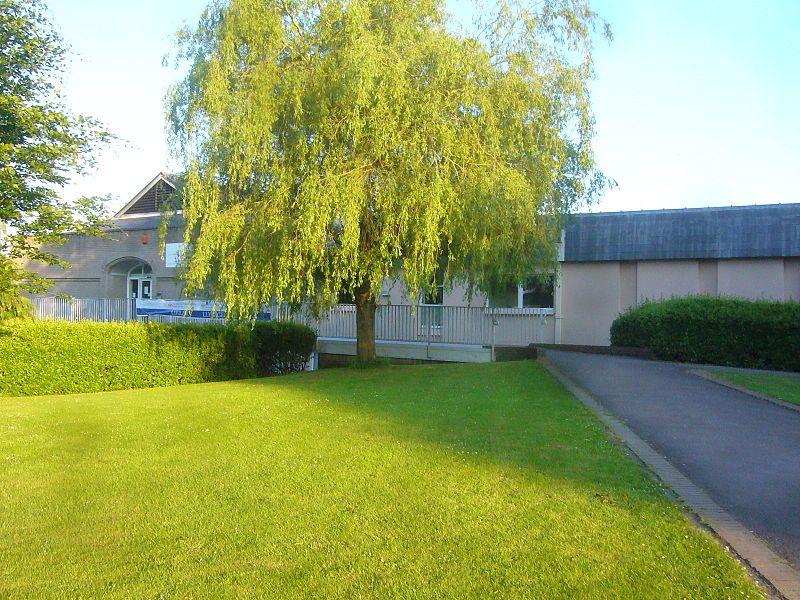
{"left": 517, "top": 281, "right": 555, "bottom": 309}
{"left": 128, "top": 263, "right": 154, "bottom": 300}
{"left": 418, "top": 283, "right": 444, "bottom": 336}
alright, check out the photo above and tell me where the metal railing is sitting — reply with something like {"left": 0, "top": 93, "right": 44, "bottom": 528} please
{"left": 29, "top": 297, "right": 553, "bottom": 347}
{"left": 31, "top": 297, "right": 136, "bottom": 322}
{"left": 295, "top": 304, "right": 552, "bottom": 347}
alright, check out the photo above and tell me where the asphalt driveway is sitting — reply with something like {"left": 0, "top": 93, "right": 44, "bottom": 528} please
{"left": 545, "top": 350, "right": 800, "bottom": 570}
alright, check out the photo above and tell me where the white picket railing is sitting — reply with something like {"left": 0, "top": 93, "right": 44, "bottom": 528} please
{"left": 32, "top": 297, "right": 136, "bottom": 322}
{"left": 29, "top": 297, "right": 553, "bottom": 347}
{"left": 292, "top": 304, "right": 552, "bottom": 347}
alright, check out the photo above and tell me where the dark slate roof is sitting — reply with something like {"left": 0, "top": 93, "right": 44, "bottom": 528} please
{"left": 563, "top": 203, "right": 800, "bottom": 262}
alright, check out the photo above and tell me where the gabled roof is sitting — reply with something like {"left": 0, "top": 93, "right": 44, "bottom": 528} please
{"left": 114, "top": 173, "right": 178, "bottom": 218}
{"left": 563, "top": 203, "right": 800, "bottom": 262}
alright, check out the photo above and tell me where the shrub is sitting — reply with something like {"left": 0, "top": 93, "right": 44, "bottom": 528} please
{"left": 0, "top": 319, "right": 316, "bottom": 397}
{"left": 610, "top": 296, "right": 800, "bottom": 371}
{"left": 252, "top": 320, "right": 317, "bottom": 374}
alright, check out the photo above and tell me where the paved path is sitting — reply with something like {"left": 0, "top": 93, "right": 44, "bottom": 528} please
{"left": 546, "top": 350, "right": 800, "bottom": 570}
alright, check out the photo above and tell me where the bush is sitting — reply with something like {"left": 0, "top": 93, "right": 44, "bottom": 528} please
{"left": 0, "top": 319, "right": 316, "bottom": 397}
{"left": 252, "top": 320, "right": 317, "bottom": 374}
{"left": 610, "top": 296, "right": 800, "bottom": 371}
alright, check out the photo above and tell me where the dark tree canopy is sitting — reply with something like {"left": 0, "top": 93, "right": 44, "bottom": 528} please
{"left": 0, "top": 0, "right": 109, "bottom": 316}
{"left": 169, "top": 0, "right": 608, "bottom": 358}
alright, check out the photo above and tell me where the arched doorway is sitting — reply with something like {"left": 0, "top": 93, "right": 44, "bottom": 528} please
{"left": 127, "top": 262, "right": 153, "bottom": 300}
{"left": 105, "top": 258, "right": 154, "bottom": 299}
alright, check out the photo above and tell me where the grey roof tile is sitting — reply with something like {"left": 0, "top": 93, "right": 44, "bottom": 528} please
{"left": 563, "top": 203, "right": 800, "bottom": 261}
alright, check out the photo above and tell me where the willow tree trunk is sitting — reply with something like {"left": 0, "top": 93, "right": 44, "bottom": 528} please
{"left": 354, "top": 281, "right": 377, "bottom": 361}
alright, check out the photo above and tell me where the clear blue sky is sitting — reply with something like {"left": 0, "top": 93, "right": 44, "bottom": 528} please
{"left": 45, "top": 0, "right": 800, "bottom": 214}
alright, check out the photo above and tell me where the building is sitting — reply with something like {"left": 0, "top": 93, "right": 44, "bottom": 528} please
{"left": 22, "top": 174, "right": 800, "bottom": 347}
{"left": 557, "top": 204, "right": 800, "bottom": 345}
{"left": 25, "top": 173, "right": 187, "bottom": 301}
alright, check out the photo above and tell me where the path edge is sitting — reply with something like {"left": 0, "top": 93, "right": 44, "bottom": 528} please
{"left": 541, "top": 357, "right": 800, "bottom": 600}
{"left": 690, "top": 369, "right": 800, "bottom": 415}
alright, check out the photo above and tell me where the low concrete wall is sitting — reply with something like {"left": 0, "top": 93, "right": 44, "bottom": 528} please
{"left": 316, "top": 337, "right": 492, "bottom": 363}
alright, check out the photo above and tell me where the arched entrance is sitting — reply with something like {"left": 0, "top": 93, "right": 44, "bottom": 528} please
{"left": 105, "top": 258, "right": 154, "bottom": 299}
{"left": 127, "top": 262, "right": 153, "bottom": 300}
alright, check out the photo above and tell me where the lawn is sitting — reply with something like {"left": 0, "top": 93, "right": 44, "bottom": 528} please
{"left": 708, "top": 369, "right": 800, "bottom": 406}
{"left": 0, "top": 361, "right": 763, "bottom": 598}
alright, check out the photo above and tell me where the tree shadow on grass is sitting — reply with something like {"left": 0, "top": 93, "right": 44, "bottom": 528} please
{"left": 245, "top": 360, "right": 667, "bottom": 502}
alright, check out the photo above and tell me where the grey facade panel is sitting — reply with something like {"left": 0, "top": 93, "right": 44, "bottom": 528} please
{"left": 109, "top": 214, "right": 185, "bottom": 232}
{"left": 563, "top": 203, "right": 800, "bottom": 262}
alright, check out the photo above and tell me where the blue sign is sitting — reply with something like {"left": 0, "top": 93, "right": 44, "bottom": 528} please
{"left": 136, "top": 299, "right": 271, "bottom": 320}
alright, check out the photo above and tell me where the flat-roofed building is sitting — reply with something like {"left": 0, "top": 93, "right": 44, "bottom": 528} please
{"left": 21, "top": 173, "right": 800, "bottom": 347}
{"left": 557, "top": 204, "right": 800, "bottom": 345}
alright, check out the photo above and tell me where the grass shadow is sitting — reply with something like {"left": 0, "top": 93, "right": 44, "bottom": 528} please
{"left": 247, "top": 360, "right": 667, "bottom": 502}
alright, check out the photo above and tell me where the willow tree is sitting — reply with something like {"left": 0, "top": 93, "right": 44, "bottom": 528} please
{"left": 169, "top": 0, "right": 607, "bottom": 360}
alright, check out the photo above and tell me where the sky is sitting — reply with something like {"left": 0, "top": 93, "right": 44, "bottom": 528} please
{"left": 44, "top": 0, "right": 800, "bottom": 215}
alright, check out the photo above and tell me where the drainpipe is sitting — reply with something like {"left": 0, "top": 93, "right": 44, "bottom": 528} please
{"left": 554, "top": 229, "right": 565, "bottom": 345}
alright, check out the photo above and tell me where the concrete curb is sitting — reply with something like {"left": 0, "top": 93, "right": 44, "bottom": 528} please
{"left": 690, "top": 370, "right": 800, "bottom": 415}
{"left": 542, "top": 357, "right": 800, "bottom": 600}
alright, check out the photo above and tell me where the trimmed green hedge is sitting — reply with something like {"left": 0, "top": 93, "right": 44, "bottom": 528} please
{"left": 0, "top": 319, "right": 316, "bottom": 397}
{"left": 252, "top": 320, "right": 318, "bottom": 375}
{"left": 610, "top": 296, "right": 800, "bottom": 371}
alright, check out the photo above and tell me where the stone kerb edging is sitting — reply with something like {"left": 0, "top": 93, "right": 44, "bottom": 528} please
{"left": 690, "top": 370, "right": 800, "bottom": 416}
{"left": 542, "top": 357, "right": 800, "bottom": 600}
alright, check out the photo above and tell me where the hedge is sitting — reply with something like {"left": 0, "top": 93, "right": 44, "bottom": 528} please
{"left": 610, "top": 296, "right": 800, "bottom": 371}
{"left": 0, "top": 319, "right": 316, "bottom": 397}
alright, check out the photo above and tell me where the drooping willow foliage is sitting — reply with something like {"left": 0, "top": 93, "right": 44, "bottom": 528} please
{"left": 168, "top": 0, "right": 609, "bottom": 320}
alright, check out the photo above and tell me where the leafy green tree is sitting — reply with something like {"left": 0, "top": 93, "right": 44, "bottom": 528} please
{"left": 0, "top": 0, "right": 109, "bottom": 318}
{"left": 169, "top": 0, "right": 608, "bottom": 359}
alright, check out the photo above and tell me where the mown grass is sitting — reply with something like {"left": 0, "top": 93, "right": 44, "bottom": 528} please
{"left": 0, "top": 361, "right": 763, "bottom": 598}
{"left": 710, "top": 369, "right": 800, "bottom": 406}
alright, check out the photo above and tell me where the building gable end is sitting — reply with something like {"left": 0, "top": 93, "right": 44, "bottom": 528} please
{"left": 114, "top": 173, "right": 178, "bottom": 218}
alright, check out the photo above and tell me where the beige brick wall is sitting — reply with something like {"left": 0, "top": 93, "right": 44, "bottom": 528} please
{"left": 559, "top": 262, "right": 623, "bottom": 346}
{"left": 717, "top": 258, "right": 785, "bottom": 300}
{"left": 559, "top": 257, "right": 800, "bottom": 346}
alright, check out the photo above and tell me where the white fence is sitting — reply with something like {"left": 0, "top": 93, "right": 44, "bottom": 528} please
{"left": 298, "top": 304, "right": 552, "bottom": 347}
{"left": 30, "top": 297, "right": 553, "bottom": 347}
{"left": 32, "top": 297, "right": 136, "bottom": 322}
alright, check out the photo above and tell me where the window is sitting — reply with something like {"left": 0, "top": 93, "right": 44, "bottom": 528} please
{"left": 420, "top": 281, "right": 444, "bottom": 332}
{"left": 488, "top": 277, "right": 554, "bottom": 309}
{"left": 421, "top": 284, "right": 444, "bottom": 306}
{"left": 128, "top": 263, "right": 151, "bottom": 277}
{"left": 165, "top": 243, "right": 186, "bottom": 268}
{"left": 520, "top": 278, "right": 554, "bottom": 308}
